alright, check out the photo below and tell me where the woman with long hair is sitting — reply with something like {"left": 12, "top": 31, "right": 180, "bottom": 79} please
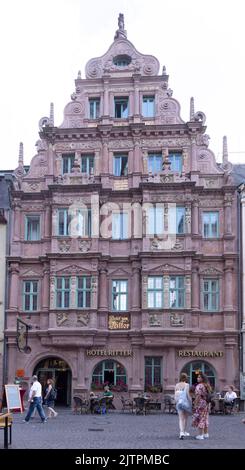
{"left": 175, "top": 372, "right": 192, "bottom": 439}
{"left": 44, "top": 378, "right": 58, "bottom": 418}
{"left": 192, "top": 371, "right": 211, "bottom": 439}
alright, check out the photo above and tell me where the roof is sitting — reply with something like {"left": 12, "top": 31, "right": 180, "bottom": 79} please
{"left": 232, "top": 164, "right": 245, "bottom": 186}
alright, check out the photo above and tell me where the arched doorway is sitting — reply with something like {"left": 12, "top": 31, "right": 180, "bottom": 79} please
{"left": 33, "top": 357, "right": 72, "bottom": 406}
{"left": 91, "top": 360, "right": 127, "bottom": 391}
{"left": 181, "top": 361, "right": 216, "bottom": 389}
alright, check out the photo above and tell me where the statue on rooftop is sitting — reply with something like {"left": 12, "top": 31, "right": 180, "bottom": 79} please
{"left": 114, "top": 13, "right": 127, "bottom": 40}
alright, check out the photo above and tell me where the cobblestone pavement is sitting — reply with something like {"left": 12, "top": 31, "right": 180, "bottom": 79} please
{"left": 2, "top": 409, "right": 245, "bottom": 449}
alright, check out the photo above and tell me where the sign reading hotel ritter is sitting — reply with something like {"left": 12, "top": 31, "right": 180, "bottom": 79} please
{"left": 178, "top": 350, "right": 224, "bottom": 358}
{"left": 86, "top": 349, "right": 132, "bottom": 357}
{"left": 108, "top": 314, "right": 130, "bottom": 330}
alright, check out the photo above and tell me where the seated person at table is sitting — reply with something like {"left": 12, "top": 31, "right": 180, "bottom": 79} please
{"left": 224, "top": 385, "right": 237, "bottom": 410}
{"left": 103, "top": 385, "right": 113, "bottom": 398}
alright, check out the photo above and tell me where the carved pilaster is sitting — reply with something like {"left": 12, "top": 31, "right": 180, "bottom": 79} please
{"left": 99, "top": 264, "right": 108, "bottom": 310}
{"left": 185, "top": 205, "right": 191, "bottom": 234}
{"left": 163, "top": 275, "right": 169, "bottom": 308}
{"left": 91, "top": 275, "right": 98, "bottom": 309}
{"left": 142, "top": 275, "right": 148, "bottom": 309}
{"left": 70, "top": 276, "right": 77, "bottom": 308}
{"left": 132, "top": 264, "right": 141, "bottom": 310}
{"left": 191, "top": 263, "right": 199, "bottom": 310}
{"left": 191, "top": 136, "right": 197, "bottom": 171}
{"left": 224, "top": 194, "right": 233, "bottom": 236}
{"left": 185, "top": 275, "right": 191, "bottom": 308}
{"left": 50, "top": 274, "right": 56, "bottom": 310}
{"left": 192, "top": 199, "right": 199, "bottom": 235}
{"left": 9, "top": 264, "right": 19, "bottom": 310}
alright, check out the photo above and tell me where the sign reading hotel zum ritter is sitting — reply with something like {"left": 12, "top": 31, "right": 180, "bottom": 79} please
{"left": 86, "top": 349, "right": 132, "bottom": 357}
{"left": 178, "top": 350, "right": 224, "bottom": 358}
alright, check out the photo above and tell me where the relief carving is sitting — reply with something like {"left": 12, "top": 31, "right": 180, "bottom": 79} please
{"left": 170, "top": 312, "right": 184, "bottom": 327}
{"left": 78, "top": 240, "right": 92, "bottom": 252}
{"left": 59, "top": 240, "right": 71, "bottom": 253}
{"left": 76, "top": 312, "right": 89, "bottom": 326}
{"left": 149, "top": 313, "right": 161, "bottom": 327}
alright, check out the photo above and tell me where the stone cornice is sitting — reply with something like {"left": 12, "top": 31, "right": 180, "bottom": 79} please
{"left": 40, "top": 122, "right": 204, "bottom": 142}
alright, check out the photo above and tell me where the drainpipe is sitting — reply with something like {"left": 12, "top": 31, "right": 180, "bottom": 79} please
{"left": 2, "top": 181, "right": 12, "bottom": 389}
{"left": 237, "top": 186, "right": 244, "bottom": 409}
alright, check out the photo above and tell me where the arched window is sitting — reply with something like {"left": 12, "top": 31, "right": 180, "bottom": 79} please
{"left": 91, "top": 360, "right": 127, "bottom": 391}
{"left": 181, "top": 361, "right": 216, "bottom": 389}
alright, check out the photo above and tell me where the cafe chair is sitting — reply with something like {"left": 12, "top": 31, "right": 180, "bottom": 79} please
{"left": 120, "top": 396, "right": 134, "bottom": 413}
{"left": 163, "top": 395, "right": 177, "bottom": 414}
{"left": 73, "top": 396, "right": 89, "bottom": 414}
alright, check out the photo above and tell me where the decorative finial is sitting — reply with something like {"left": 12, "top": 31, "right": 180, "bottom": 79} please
{"left": 114, "top": 13, "right": 127, "bottom": 40}
{"left": 162, "top": 65, "right": 167, "bottom": 75}
{"left": 190, "top": 97, "right": 195, "bottom": 121}
{"left": 223, "top": 135, "right": 228, "bottom": 164}
{"left": 77, "top": 70, "right": 81, "bottom": 79}
{"left": 18, "top": 142, "right": 24, "bottom": 166}
{"left": 49, "top": 102, "right": 54, "bottom": 126}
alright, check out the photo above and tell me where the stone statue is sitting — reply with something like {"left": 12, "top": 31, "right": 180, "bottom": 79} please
{"left": 114, "top": 13, "right": 127, "bottom": 39}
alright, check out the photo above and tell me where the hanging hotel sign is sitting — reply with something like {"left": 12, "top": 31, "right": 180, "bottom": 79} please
{"left": 108, "top": 314, "right": 130, "bottom": 330}
{"left": 86, "top": 349, "right": 132, "bottom": 357}
{"left": 178, "top": 350, "right": 224, "bottom": 358}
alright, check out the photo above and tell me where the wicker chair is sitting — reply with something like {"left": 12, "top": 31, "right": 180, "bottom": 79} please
{"left": 120, "top": 396, "right": 134, "bottom": 413}
{"left": 73, "top": 396, "right": 89, "bottom": 414}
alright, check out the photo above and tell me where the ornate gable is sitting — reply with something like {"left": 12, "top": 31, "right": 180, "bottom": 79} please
{"left": 85, "top": 15, "right": 159, "bottom": 79}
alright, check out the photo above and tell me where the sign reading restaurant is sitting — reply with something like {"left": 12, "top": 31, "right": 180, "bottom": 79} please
{"left": 86, "top": 349, "right": 132, "bottom": 357}
{"left": 178, "top": 350, "right": 224, "bottom": 358}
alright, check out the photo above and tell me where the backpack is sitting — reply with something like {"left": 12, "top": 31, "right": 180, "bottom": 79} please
{"left": 49, "top": 387, "right": 57, "bottom": 401}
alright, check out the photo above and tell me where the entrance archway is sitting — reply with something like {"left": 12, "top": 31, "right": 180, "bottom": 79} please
{"left": 91, "top": 360, "right": 127, "bottom": 391}
{"left": 33, "top": 357, "right": 72, "bottom": 406}
{"left": 181, "top": 361, "right": 216, "bottom": 389}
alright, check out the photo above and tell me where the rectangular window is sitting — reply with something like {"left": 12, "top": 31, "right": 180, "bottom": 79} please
{"left": 25, "top": 216, "right": 40, "bottom": 241}
{"left": 62, "top": 154, "right": 75, "bottom": 174}
{"left": 89, "top": 99, "right": 100, "bottom": 119}
{"left": 58, "top": 209, "right": 70, "bottom": 236}
{"left": 113, "top": 155, "right": 128, "bottom": 176}
{"left": 81, "top": 155, "right": 94, "bottom": 175}
{"left": 202, "top": 212, "right": 219, "bottom": 238}
{"left": 203, "top": 279, "right": 219, "bottom": 311}
{"left": 147, "top": 277, "right": 163, "bottom": 308}
{"left": 142, "top": 96, "right": 155, "bottom": 117}
{"left": 114, "top": 97, "right": 129, "bottom": 118}
{"left": 169, "top": 153, "right": 183, "bottom": 172}
{"left": 148, "top": 153, "right": 162, "bottom": 174}
{"left": 77, "top": 276, "right": 91, "bottom": 308}
{"left": 176, "top": 207, "right": 185, "bottom": 234}
{"left": 23, "top": 281, "right": 38, "bottom": 311}
{"left": 56, "top": 277, "right": 70, "bottom": 309}
{"left": 145, "top": 357, "right": 161, "bottom": 388}
{"left": 169, "top": 276, "right": 185, "bottom": 308}
{"left": 112, "top": 280, "right": 128, "bottom": 311}
{"left": 58, "top": 209, "right": 92, "bottom": 237}
{"left": 147, "top": 206, "right": 164, "bottom": 236}
{"left": 112, "top": 212, "right": 128, "bottom": 239}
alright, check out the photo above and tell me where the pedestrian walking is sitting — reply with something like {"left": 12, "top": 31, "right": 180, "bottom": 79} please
{"left": 23, "top": 375, "right": 46, "bottom": 423}
{"left": 192, "top": 371, "right": 211, "bottom": 439}
{"left": 43, "top": 378, "right": 58, "bottom": 418}
{"left": 175, "top": 372, "right": 192, "bottom": 439}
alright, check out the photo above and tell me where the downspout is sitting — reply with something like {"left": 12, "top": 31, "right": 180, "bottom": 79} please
{"left": 237, "top": 190, "right": 242, "bottom": 375}
{"left": 2, "top": 181, "right": 12, "bottom": 388}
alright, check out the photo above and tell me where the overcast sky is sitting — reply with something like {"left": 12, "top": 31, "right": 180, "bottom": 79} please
{"left": 0, "top": 0, "right": 245, "bottom": 170}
